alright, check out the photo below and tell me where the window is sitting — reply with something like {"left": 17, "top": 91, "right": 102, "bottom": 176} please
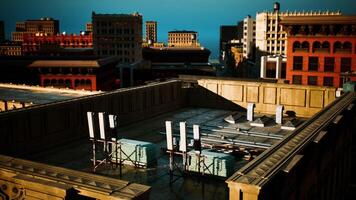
{"left": 341, "top": 58, "right": 351, "bottom": 72}
{"left": 323, "top": 77, "right": 334, "bottom": 87}
{"left": 293, "top": 56, "right": 303, "bottom": 70}
{"left": 308, "top": 57, "right": 318, "bottom": 71}
{"left": 308, "top": 76, "right": 318, "bottom": 85}
{"left": 293, "top": 75, "right": 302, "bottom": 84}
{"left": 324, "top": 57, "right": 335, "bottom": 72}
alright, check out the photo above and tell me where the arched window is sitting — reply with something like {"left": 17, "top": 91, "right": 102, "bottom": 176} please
{"left": 293, "top": 41, "right": 301, "bottom": 52}
{"left": 334, "top": 41, "right": 342, "bottom": 53}
{"left": 75, "top": 79, "right": 80, "bottom": 87}
{"left": 343, "top": 42, "right": 352, "bottom": 53}
{"left": 65, "top": 79, "right": 71, "bottom": 88}
{"left": 51, "top": 79, "right": 58, "bottom": 85}
{"left": 301, "top": 41, "right": 309, "bottom": 51}
{"left": 312, "top": 41, "right": 321, "bottom": 52}
{"left": 322, "top": 41, "right": 330, "bottom": 53}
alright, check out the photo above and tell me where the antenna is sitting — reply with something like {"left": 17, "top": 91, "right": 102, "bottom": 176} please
{"left": 98, "top": 112, "right": 106, "bottom": 140}
{"left": 165, "top": 121, "right": 174, "bottom": 151}
{"left": 179, "top": 122, "right": 187, "bottom": 152}
{"left": 87, "top": 112, "right": 95, "bottom": 138}
{"left": 193, "top": 125, "right": 201, "bottom": 154}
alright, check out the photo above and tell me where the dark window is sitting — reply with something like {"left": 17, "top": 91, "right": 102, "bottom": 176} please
{"left": 293, "top": 56, "right": 303, "bottom": 70}
{"left": 293, "top": 75, "right": 302, "bottom": 84}
{"left": 308, "top": 57, "right": 318, "bottom": 71}
{"left": 324, "top": 57, "right": 335, "bottom": 72}
{"left": 323, "top": 77, "right": 334, "bottom": 87}
{"left": 341, "top": 58, "right": 351, "bottom": 72}
{"left": 308, "top": 76, "right": 318, "bottom": 85}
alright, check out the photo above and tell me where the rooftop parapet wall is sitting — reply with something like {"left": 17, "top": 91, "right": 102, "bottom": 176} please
{"left": 184, "top": 76, "right": 336, "bottom": 118}
{"left": 226, "top": 91, "right": 356, "bottom": 200}
{"left": 0, "top": 80, "right": 186, "bottom": 156}
{"left": 0, "top": 154, "right": 151, "bottom": 199}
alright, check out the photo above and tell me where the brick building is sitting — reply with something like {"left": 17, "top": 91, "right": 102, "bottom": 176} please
{"left": 28, "top": 56, "right": 119, "bottom": 91}
{"left": 12, "top": 18, "right": 59, "bottom": 42}
{"left": 22, "top": 32, "right": 93, "bottom": 56}
{"left": 281, "top": 15, "right": 356, "bottom": 88}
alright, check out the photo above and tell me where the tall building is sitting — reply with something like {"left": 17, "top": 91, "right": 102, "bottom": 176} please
{"left": 145, "top": 21, "right": 157, "bottom": 44}
{"left": 219, "top": 23, "right": 243, "bottom": 62}
{"left": 255, "top": 3, "right": 341, "bottom": 56}
{"left": 92, "top": 12, "right": 142, "bottom": 63}
{"left": 12, "top": 18, "right": 60, "bottom": 42}
{"left": 281, "top": 15, "right": 356, "bottom": 88}
{"left": 242, "top": 15, "right": 256, "bottom": 59}
{"left": 168, "top": 30, "right": 199, "bottom": 47}
{"left": 0, "top": 20, "right": 5, "bottom": 42}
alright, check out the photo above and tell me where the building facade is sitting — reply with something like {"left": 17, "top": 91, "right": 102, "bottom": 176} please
{"left": 168, "top": 31, "right": 199, "bottom": 47}
{"left": 220, "top": 24, "right": 243, "bottom": 62}
{"left": 281, "top": 15, "right": 356, "bottom": 88}
{"left": 0, "top": 42, "right": 22, "bottom": 56}
{"left": 0, "top": 21, "right": 5, "bottom": 42}
{"left": 255, "top": 3, "right": 341, "bottom": 56}
{"left": 22, "top": 32, "right": 93, "bottom": 56}
{"left": 12, "top": 18, "right": 60, "bottom": 42}
{"left": 92, "top": 12, "right": 143, "bottom": 63}
{"left": 243, "top": 15, "right": 256, "bottom": 59}
{"left": 146, "top": 21, "right": 157, "bottom": 44}
{"left": 28, "top": 57, "right": 119, "bottom": 91}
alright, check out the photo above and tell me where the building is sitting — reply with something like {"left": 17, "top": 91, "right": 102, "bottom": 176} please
{"left": 220, "top": 23, "right": 243, "bottom": 62}
{"left": 12, "top": 17, "right": 60, "bottom": 42}
{"left": 27, "top": 56, "right": 119, "bottom": 91}
{"left": 242, "top": 15, "right": 256, "bottom": 59}
{"left": 92, "top": 12, "right": 143, "bottom": 63}
{"left": 0, "top": 41, "right": 22, "bottom": 56}
{"left": 168, "top": 30, "right": 199, "bottom": 47}
{"left": 22, "top": 32, "right": 93, "bottom": 56}
{"left": 255, "top": 3, "right": 341, "bottom": 56}
{"left": 86, "top": 23, "right": 93, "bottom": 32}
{"left": 145, "top": 21, "right": 157, "bottom": 44}
{"left": 0, "top": 20, "right": 5, "bottom": 42}
{"left": 281, "top": 15, "right": 356, "bottom": 88}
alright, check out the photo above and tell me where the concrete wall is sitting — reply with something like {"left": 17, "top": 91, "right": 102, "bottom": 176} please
{"left": 0, "top": 81, "right": 186, "bottom": 156}
{"left": 191, "top": 78, "right": 336, "bottom": 118}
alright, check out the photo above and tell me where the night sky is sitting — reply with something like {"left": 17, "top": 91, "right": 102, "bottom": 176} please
{"left": 1, "top": 0, "right": 355, "bottom": 58}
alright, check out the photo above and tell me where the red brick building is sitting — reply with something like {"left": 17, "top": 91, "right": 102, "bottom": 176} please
{"left": 22, "top": 33, "right": 93, "bottom": 56}
{"left": 281, "top": 15, "right": 356, "bottom": 88}
{"left": 28, "top": 57, "right": 119, "bottom": 91}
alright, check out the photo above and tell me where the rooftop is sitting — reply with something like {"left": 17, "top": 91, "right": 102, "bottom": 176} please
{"left": 27, "top": 107, "right": 300, "bottom": 199}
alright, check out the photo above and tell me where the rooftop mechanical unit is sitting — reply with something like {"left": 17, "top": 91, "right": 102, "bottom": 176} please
{"left": 187, "top": 150, "right": 235, "bottom": 177}
{"left": 112, "top": 139, "right": 158, "bottom": 168}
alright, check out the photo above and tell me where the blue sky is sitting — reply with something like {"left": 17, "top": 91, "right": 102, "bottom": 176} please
{"left": 1, "top": 0, "right": 355, "bottom": 58}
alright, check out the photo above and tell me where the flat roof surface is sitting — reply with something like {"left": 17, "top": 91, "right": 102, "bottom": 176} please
{"left": 0, "top": 86, "right": 93, "bottom": 104}
{"left": 27, "top": 107, "right": 300, "bottom": 200}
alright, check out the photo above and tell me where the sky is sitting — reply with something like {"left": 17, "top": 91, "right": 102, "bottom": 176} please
{"left": 1, "top": 0, "right": 355, "bottom": 58}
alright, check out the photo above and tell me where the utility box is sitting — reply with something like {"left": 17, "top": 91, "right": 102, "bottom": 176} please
{"left": 343, "top": 82, "right": 356, "bottom": 92}
{"left": 187, "top": 150, "right": 235, "bottom": 177}
{"left": 112, "top": 139, "right": 158, "bottom": 167}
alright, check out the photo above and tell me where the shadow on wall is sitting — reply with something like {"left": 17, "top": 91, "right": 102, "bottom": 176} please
{"left": 186, "top": 83, "right": 246, "bottom": 112}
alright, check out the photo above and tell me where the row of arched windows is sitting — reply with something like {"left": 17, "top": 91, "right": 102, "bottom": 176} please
{"left": 43, "top": 78, "right": 92, "bottom": 88}
{"left": 293, "top": 41, "right": 353, "bottom": 53}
